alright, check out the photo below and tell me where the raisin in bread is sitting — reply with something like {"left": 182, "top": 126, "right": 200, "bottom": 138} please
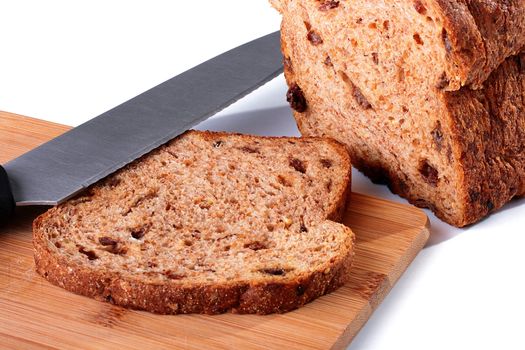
{"left": 33, "top": 130, "right": 354, "bottom": 314}
{"left": 271, "top": 0, "right": 525, "bottom": 227}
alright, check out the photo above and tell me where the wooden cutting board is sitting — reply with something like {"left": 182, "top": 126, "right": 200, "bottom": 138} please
{"left": 0, "top": 111, "right": 430, "bottom": 349}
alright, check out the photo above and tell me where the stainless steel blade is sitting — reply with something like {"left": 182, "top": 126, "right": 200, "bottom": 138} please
{"left": 4, "top": 31, "right": 283, "bottom": 206}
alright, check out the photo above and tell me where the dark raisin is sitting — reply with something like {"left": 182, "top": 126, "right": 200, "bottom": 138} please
{"left": 324, "top": 55, "right": 333, "bottom": 67}
{"left": 244, "top": 241, "right": 268, "bottom": 251}
{"left": 164, "top": 271, "right": 185, "bottom": 280}
{"left": 339, "top": 71, "right": 372, "bottom": 109}
{"left": 300, "top": 224, "right": 308, "bottom": 233}
{"left": 239, "top": 146, "right": 260, "bottom": 154}
{"left": 290, "top": 158, "right": 307, "bottom": 173}
{"left": 213, "top": 140, "right": 223, "bottom": 148}
{"left": 431, "top": 121, "right": 444, "bottom": 150}
{"left": 413, "top": 33, "right": 424, "bottom": 45}
{"left": 353, "top": 85, "right": 372, "bottom": 109}
{"left": 131, "top": 227, "right": 147, "bottom": 239}
{"left": 54, "top": 241, "right": 62, "bottom": 248}
{"left": 260, "top": 268, "right": 286, "bottom": 276}
{"left": 304, "top": 21, "right": 312, "bottom": 31}
{"left": 296, "top": 284, "right": 305, "bottom": 296}
{"left": 419, "top": 160, "right": 439, "bottom": 187}
{"left": 371, "top": 52, "right": 379, "bottom": 65}
{"left": 99, "top": 236, "right": 118, "bottom": 246}
{"left": 486, "top": 200, "right": 495, "bottom": 212}
{"left": 442, "top": 28, "right": 452, "bottom": 53}
{"left": 320, "top": 158, "right": 333, "bottom": 168}
{"left": 286, "top": 84, "right": 307, "bottom": 113}
{"left": 79, "top": 247, "right": 98, "bottom": 260}
{"left": 307, "top": 30, "right": 323, "bottom": 45}
{"left": 414, "top": 0, "right": 427, "bottom": 14}
{"left": 105, "top": 294, "right": 114, "bottom": 303}
{"left": 319, "top": 0, "right": 339, "bottom": 11}
{"left": 326, "top": 179, "right": 333, "bottom": 192}
{"left": 436, "top": 72, "right": 449, "bottom": 89}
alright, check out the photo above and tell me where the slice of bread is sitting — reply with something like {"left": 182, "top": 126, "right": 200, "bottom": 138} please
{"left": 271, "top": 0, "right": 525, "bottom": 227}
{"left": 33, "top": 130, "right": 354, "bottom": 314}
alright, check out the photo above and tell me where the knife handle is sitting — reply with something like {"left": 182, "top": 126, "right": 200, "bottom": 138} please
{"left": 0, "top": 165, "right": 15, "bottom": 226}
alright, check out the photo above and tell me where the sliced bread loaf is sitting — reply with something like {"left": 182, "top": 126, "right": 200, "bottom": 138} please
{"left": 271, "top": 0, "right": 525, "bottom": 227}
{"left": 33, "top": 130, "right": 354, "bottom": 314}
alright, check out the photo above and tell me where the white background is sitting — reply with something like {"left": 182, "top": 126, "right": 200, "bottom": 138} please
{"left": 1, "top": 1, "right": 524, "bottom": 349}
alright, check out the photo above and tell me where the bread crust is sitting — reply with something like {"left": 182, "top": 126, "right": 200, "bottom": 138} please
{"left": 34, "top": 216, "right": 354, "bottom": 314}
{"left": 367, "top": 52, "right": 525, "bottom": 227}
{"left": 290, "top": 52, "right": 525, "bottom": 227}
{"left": 272, "top": 0, "right": 525, "bottom": 90}
{"left": 435, "top": 0, "right": 525, "bottom": 89}
{"left": 33, "top": 132, "right": 355, "bottom": 314}
{"left": 445, "top": 52, "right": 525, "bottom": 226}
{"left": 275, "top": 0, "right": 524, "bottom": 227}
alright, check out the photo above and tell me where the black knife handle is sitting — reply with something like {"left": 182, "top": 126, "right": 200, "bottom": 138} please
{"left": 0, "top": 165, "right": 15, "bottom": 226}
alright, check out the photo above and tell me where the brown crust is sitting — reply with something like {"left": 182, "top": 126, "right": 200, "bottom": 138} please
{"left": 434, "top": 0, "right": 525, "bottom": 89}
{"left": 444, "top": 52, "right": 525, "bottom": 226}
{"left": 276, "top": 0, "right": 524, "bottom": 227}
{"left": 295, "top": 52, "right": 525, "bottom": 227}
{"left": 34, "top": 217, "right": 354, "bottom": 314}
{"left": 272, "top": 0, "right": 525, "bottom": 90}
{"left": 345, "top": 154, "right": 444, "bottom": 224}
{"left": 33, "top": 131, "right": 355, "bottom": 315}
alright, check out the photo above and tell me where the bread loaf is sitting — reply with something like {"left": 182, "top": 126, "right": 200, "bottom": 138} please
{"left": 272, "top": 0, "right": 525, "bottom": 226}
{"left": 33, "top": 130, "right": 354, "bottom": 314}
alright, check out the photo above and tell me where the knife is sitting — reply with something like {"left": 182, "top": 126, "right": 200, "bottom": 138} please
{"left": 0, "top": 31, "right": 283, "bottom": 225}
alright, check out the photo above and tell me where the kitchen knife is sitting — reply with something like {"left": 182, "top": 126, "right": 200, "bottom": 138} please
{"left": 0, "top": 31, "right": 283, "bottom": 225}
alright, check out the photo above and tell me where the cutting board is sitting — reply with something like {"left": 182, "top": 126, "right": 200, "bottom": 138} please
{"left": 0, "top": 111, "right": 430, "bottom": 349}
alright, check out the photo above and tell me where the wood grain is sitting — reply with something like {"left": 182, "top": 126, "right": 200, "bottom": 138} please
{"left": 0, "top": 111, "right": 430, "bottom": 349}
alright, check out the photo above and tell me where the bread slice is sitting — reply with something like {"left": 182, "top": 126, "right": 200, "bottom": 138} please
{"left": 33, "top": 130, "right": 354, "bottom": 314}
{"left": 271, "top": 0, "right": 525, "bottom": 227}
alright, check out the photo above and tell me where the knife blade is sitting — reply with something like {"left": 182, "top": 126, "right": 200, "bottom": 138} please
{"left": 0, "top": 31, "right": 283, "bottom": 223}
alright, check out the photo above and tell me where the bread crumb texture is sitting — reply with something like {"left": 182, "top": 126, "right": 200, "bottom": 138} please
{"left": 33, "top": 131, "right": 354, "bottom": 314}
{"left": 273, "top": 0, "right": 525, "bottom": 226}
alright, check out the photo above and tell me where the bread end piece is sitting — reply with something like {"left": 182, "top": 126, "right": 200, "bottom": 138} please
{"left": 274, "top": 0, "right": 525, "bottom": 227}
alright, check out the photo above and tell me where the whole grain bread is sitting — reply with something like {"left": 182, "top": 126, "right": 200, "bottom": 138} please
{"left": 33, "top": 130, "right": 354, "bottom": 314}
{"left": 271, "top": 0, "right": 525, "bottom": 227}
